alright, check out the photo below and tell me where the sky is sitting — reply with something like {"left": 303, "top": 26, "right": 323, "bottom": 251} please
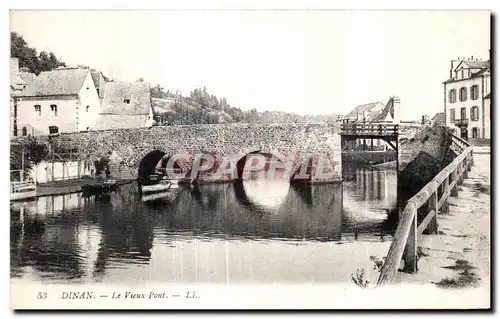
{"left": 10, "top": 10, "right": 490, "bottom": 120}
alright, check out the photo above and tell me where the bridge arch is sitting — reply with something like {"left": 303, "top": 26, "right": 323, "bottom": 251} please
{"left": 233, "top": 150, "right": 291, "bottom": 181}
{"left": 137, "top": 149, "right": 186, "bottom": 183}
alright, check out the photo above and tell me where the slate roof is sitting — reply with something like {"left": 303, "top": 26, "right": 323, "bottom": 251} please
{"left": 431, "top": 112, "right": 445, "bottom": 125}
{"left": 18, "top": 72, "right": 36, "bottom": 85}
{"left": 371, "top": 97, "right": 396, "bottom": 122}
{"left": 93, "top": 81, "right": 153, "bottom": 130}
{"left": 443, "top": 61, "right": 490, "bottom": 84}
{"left": 454, "top": 60, "right": 490, "bottom": 71}
{"left": 99, "top": 81, "right": 151, "bottom": 115}
{"left": 344, "top": 102, "right": 385, "bottom": 120}
{"left": 91, "top": 71, "right": 107, "bottom": 99}
{"left": 17, "top": 67, "right": 90, "bottom": 97}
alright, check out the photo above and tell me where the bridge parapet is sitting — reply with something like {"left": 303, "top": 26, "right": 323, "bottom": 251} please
{"left": 11, "top": 123, "right": 343, "bottom": 184}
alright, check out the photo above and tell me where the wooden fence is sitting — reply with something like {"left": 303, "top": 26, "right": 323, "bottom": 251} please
{"left": 341, "top": 123, "right": 399, "bottom": 136}
{"left": 377, "top": 133, "right": 474, "bottom": 286}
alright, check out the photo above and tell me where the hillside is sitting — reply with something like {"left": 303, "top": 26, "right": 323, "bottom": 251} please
{"left": 151, "top": 94, "right": 339, "bottom": 126}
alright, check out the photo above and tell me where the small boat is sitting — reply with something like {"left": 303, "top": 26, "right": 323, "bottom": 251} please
{"left": 141, "top": 174, "right": 179, "bottom": 194}
{"left": 141, "top": 190, "right": 178, "bottom": 202}
{"left": 10, "top": 170, "right": 36, "bottom": 201}
{"left": 81, "top": 178, "right": 118, "bottom": 195}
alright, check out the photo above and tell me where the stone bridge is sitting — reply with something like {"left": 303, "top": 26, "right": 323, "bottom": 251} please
{"left": 16, "top": 123, "right": 343, "bottom": 183}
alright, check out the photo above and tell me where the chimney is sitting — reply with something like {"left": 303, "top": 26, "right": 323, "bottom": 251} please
{"left": 10, "top": 58, "right": 19, "bottom": 75}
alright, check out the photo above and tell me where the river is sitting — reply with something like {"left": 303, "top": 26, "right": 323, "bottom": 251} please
{"left": 10, "top": 164, "right": 398, "bottom": 285}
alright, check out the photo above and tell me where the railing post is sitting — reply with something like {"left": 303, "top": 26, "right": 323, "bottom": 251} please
{"left": 442, "top": 175, "right": 450, "bottom": 215}
{"left": 463, "top": 157, "right": 469, "bottom": 179}
{"left": 467, "top": 151, "right": 473, "bottom": 172}
{"left": 451, "top": 168, "right": 459, "bottom": 197}
{"left": 403, "top": 206, "right": 418, "bottom": 273}
{"left": 426, "top": 190, "right": 438, "bottom": 234}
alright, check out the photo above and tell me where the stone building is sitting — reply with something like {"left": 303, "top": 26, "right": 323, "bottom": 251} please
{"left": 93, "top": 81, "right": 155, "bottom": 130}
{"left": 10, "top": 58, "right": 36, "bottom": 136}
{"left": 15, "top": 67, "right": 101, "bottom": 136}
{"left": 442, "top": 55, "right": 491, "bottom": 139}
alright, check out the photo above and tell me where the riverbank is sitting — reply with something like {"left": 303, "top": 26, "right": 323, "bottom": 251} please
{"left": 395, "top": 152, "right": 490, "bottom": 299}
{"left": 36, "top": 177, "right": 135, "bottom": 197}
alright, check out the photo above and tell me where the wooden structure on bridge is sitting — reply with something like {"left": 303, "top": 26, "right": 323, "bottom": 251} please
{"left": 340, "top": 122, "right": 399, "bottom": 152}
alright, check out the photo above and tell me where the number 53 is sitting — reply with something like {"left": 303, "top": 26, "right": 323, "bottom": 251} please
{"left": 37, "top": 292, "right": 47, "bottom": 299}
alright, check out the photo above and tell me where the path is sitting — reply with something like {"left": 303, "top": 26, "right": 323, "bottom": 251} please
{"left": 396, "top": 150, "right": 490, "bottom": 295}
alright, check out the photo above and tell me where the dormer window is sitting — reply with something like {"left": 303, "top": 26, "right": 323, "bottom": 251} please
{"left": 124, "top": 99, "right": 131, "bottom": 104}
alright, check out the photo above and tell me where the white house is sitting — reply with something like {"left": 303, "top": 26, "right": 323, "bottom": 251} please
{"left": 15, "top": 67, "right": 101, "bottom": 136}
{"left": 443, "top": 55, "right": 491, "bottom": 139}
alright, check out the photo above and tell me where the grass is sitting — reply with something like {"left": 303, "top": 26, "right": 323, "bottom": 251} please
{"left": 452, "top": 234, "right": 471, "bottom": 238}
{"left": 442, "top": 259, "right": 475, "bottom": 271}
{"left": 474, "top": 182, "right": 490, "bottom": 195}
{"left": 436, "top": 270, "right": 480, "bottom": 289}
{"left": 436, "top": 259, "right": 480, "bottom": 289}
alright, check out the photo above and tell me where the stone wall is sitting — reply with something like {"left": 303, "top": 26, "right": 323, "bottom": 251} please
{"left": 12, "top": 123, "right": 343, "bottom": 183}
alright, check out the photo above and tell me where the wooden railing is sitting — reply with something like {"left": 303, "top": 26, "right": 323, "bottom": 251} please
{"left": 341, "top": 123, "right": 399, "bottom": 136}
{"left": 377, "top": 133, "right": 474, "bottom": 286}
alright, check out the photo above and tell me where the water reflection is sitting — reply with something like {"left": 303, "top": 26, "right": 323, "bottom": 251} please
{"left": 10, "top": 165, "right": 397, "bottom": 284}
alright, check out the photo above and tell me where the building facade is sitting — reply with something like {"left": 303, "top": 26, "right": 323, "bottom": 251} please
{"left": 93, "top": 81, "right": 155, "bottom": 130}
{"left": 10, "top": 58, "right": 37, "bottom": 136}
{"left": 16, "top": 67, "right": 101, "bottom": 136}
{"left": 443, "top": 56, "right": 491, "bottom": 139}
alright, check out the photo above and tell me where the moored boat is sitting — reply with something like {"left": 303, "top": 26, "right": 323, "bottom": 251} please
{"left": 140, "top": 174, "right": 179, "bottom": 194}
{"left": 81, "top": 179, "right": 118, "bottom": 195}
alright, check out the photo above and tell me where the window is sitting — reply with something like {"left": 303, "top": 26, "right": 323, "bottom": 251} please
{"left": 449, "top": 108, "right": 455, "bottom": 123}
{"left": 22, "top": 127, "right": 27, "bottom": 136}
{"left": 461, "top": 107, "right": 466, "bottom": 120}
{"left": 448, "top": 89, "right": 457, "bottom": 103}
{"left": 470, "top": 85, "right": 479, "bottom": 100}
{"left": 50, "top": 104, "right": 58, "bottom": 116}
{"left": 124, "top": 99, "right": 131, "bottom": 104}
{"left": 459, "top": 87, "right": 467, "bottom": 102}
{"left": 34, "top": 105, "right": 41, "bottom": 116}
{"left": 86, "top": 105, "right": 90, "bottom": 112}
{"left": 49, "top": 126, "right": 59, "bottom": 135}
{"left": 461, "top": 69, "right": 464, "bottom": 79}
{"left": 472, "top": 127, "right": 478, "bottom": 139}
{"left": 471, "top": 106, "right": 479, "bottom": 121}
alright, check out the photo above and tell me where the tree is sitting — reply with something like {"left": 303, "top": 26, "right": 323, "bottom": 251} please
{"left": 10, "top": 32, "right": 65, "bottom": 75}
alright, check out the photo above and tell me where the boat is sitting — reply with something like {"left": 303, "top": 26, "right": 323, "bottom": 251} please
{"left": 141, "top": 190, "right": 179, "bottom": 203}
{"left": 81, "top": 178, "right": 118, "bottom": 195}
{"left": 140, "top": 174, "right": 179, "bottom": 194}
{"left": 10, "top": 170, "right": 36, "bottom": 201}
